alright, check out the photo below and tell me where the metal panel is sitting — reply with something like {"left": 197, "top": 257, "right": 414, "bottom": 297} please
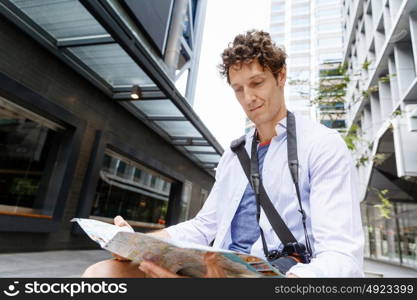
{"left": 184, "top": 146, "right": 216, "bottom": 152}
{"left": 10, "top": 0, "right": 107, "bottom": 39}
{"left": 69, "top": 44, "right": 154, "bottom": 86}
{"left": 194, "top": 153, "right": 221, "bottom": 163}
{"left": 120, "top": 0, "right": 173, "bottom": 55}
{"left": 155, "top": 120, "right": 202, "bottom": 138}
{"left": 79, "top": 0, "right": 224, "bottom": 156}
{"left": 134, "top": 100, "right": 182, "bottom": 117}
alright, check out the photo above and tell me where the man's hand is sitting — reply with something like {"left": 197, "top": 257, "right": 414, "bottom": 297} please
{"left": 112, "top": 216, "right": 133, "bottom": 261}
{"left": 138, "top": 252, "right": 227, "bottom": 278}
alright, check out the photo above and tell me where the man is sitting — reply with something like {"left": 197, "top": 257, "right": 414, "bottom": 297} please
{"left": 83, "top": 30, "right": 364, "bottom": 278}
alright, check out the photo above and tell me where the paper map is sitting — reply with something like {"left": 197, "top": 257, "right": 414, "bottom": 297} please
{"left": 72, "top": 218, "right": 284, "bottom": 278}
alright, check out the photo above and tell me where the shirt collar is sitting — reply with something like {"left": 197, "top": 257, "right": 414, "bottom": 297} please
{"left": 245, "top": 117, "right": 288, "bottom": 145}
{"left": 274, "top": 117, "right": 287, "bottom": 142}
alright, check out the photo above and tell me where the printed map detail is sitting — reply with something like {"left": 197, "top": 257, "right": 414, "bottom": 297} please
{"left": 72, "top": 218, "right": 284, "bottom": 278}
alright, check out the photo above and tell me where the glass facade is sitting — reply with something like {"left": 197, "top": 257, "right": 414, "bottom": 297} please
{"left": 289, "top": 56, "right": 310, "bottom": 66}
{"left": 291, "top": 17, "right": 310, "bottom": 28}
{"left": 0, "top": 98, "right": 63, "bottom": 218}
{"left": 271, "top": 2, "right": 285, "bottom": 13}
{"left": 290, "top": 42, "right": 310, "bottom": 52}
{"left": 91, "top": 151, "right": 172, "bottom": 226}
{"left": 6, "top": 0, "right": 222, "bottom": 171}
{"left": 363, "top": 202, "right": 417, "bottom": 269}
{"left": 318, "top": 37, "right": 342, "bottom": 48}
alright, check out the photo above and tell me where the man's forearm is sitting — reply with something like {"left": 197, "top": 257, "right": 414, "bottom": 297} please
{"left": 147, "top": 229, "right": 171, "bottom": 239}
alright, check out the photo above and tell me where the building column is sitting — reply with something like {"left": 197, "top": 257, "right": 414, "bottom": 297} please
{"left": 164, "top": 0, "right": 189, "bottom": 77}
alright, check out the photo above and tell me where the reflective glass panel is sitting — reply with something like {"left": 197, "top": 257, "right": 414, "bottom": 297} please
{"left": 194, "top": 154, "right": 221, "bottom": 163}
{"left": 184, "top": 146, "right": 216, "bottom": 153}
{"left": 0, "top": 98, "right": 63, "bottom": 217}
{"left": 11, "top": 0, "right": 107, "bottom": 39}
{"left": 69, "top": 44, "right": 154, "bottom": 86}
{"left": 91, "top": 151, "right": 172, "bottom": 226}
{"left": 154, "top": 121, "right": 202, "bottom": 138}
{"left": 134, "top": 100, "right": 183, "bottom": 117}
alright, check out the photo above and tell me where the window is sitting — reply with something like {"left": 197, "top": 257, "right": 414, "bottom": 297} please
{"left": 271, "top": 14, "right": 285, "bottom": 23}
{"left": 288, "top": 70, "right": 310, "bottom": 81}
{"left": 291, "top": 30, "right": 310, "bottom": 39}
{"left": 90, "top": 150, "right": 172, "bottom": 226}
{"left": 363, "top": 202, "right": 417, "bottom": 269}
{"left": 290, "top": 42, "right": 310, "bottom": 52}
{"left": 292, "top": 5, "right": 310, "bottom": 15}
{"left": 272, "top": 34, "right": 285, "bottom": 44}
{"left": 289, "top": 56, "right": 310, "bottom": 66}
{"left": 318, "top": 52, "right": 343, "bottom": 62}
{"left": 320, "top": 119, "right": 346, "bottom": 129}
{"left": 317, "top": 8, "right": 340, "bottom": 18}
{"left": 317, "top": 23, "right": 342, "bottom": 33}
{"left": 291, "top": 17, "right": 310, "bottom": 28}
{"left": 271, "top": 23, "right": 285, "bottom": 34}
{"left": 317, "top": 0, "right": 338, "bottom": 5}
{"left": 0, "top": 97, "right": 65, "bottom": 218}
{"left": 271, "top": 2, "right": 285, "bottom": 12}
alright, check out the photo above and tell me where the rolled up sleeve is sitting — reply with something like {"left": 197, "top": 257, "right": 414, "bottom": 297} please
{"left": 165, "top": 150, "right": 231, "bottom": 245}
{"left": 288, "top": 132, "right": 364, "bottom": 277}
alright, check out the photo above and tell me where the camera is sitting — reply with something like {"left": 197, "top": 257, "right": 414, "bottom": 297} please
{"left": 267, "top": 242, "right": 311, "bottom": 274}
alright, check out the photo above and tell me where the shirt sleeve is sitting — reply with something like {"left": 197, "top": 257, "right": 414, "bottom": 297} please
{"left": 287, "top": 132, "right": 364, "bottom": 277}
{"left": 165, "top": 150, "right": 230, "bottom": 245}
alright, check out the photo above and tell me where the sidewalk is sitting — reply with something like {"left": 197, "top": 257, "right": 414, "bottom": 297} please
{"left": 364, "top": 258, "right": 417, "bottom": 278}
{"left": 0, "top": 250, "right": 111, "bottom": 278}
{"left": 1, "top": 250, "right": 416, "bottom": 277}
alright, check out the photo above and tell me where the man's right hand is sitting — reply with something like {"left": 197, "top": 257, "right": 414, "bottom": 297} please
{"left": 112, "top": 215, "right": 133, "bottom": 261}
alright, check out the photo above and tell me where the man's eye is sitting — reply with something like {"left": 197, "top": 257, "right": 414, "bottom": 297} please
{"left": 254, "top": 81, "right": 263, "bottom": 86}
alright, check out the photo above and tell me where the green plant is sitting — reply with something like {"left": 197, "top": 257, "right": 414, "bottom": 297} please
{"left": 373, "top": 153, "right": 387, "bottom": 166}
{"left": 343, "top": 124, "right": 359, "bottom": 150}
{"left": 392, "top": 109, "right": 402, "bottom": 117}
{"left": 356, "top": 153, "right": 369, "bottom": 167}
{"left": 371, "top": 188, "right": 393, "bottom": 219}
{"left": 362, "top": 59, "right": 372, "bottom": 71}
{"left": 361, "top": 85, "right": 379, "bottom": 98}
{"left": 10, "top": 178, "right": 39, "bottom": 196}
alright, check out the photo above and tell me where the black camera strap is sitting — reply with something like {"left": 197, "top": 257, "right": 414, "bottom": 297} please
{"left": 230, "top": 111, "right": 312, "bottom": 259}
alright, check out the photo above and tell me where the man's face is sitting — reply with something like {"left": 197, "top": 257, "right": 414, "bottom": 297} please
{"left": 229, "top": 59, "right": 286, "bottom": 127}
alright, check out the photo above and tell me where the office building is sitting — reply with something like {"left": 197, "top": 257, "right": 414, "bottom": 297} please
{"left": 0, "top": 0, "right": 222, "bottom": 252}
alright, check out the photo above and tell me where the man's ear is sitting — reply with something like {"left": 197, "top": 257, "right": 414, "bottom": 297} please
{"left": 277, "top": 66, "right": 286, "bottom": 87}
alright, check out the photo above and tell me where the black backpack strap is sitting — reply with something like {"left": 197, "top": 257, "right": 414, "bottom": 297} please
{"left": 230, "top": 136, "right": 297, "bottom": 246}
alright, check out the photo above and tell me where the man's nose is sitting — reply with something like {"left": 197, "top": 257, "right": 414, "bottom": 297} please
{"left": 242, "top": 87, "right": 256, "bottom": 104}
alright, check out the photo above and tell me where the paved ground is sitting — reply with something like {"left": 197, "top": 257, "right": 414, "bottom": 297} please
{"left": 0, "top": 250, "right": 111, "bottom": 278}
{"left": 363, "top": 259, "right": 417, "bottom": 278}
{"left": 0, "top": 250, "right": 416, "bottom": 277}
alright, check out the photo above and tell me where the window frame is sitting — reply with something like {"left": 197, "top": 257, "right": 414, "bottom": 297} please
{"left": 75, "top": 130, "right": 186, "bottom": 232}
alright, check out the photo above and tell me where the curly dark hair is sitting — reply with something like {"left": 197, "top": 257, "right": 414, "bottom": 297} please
{"left": 219, "top": 30, "right": 287, "bottom": 84}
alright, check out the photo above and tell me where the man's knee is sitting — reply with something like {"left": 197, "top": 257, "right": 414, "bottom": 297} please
{"left": 82, "top": 259, "right": 113, "bottom": 278}
{"left": 82, "top": 259, "right": 144, "bottom": 278}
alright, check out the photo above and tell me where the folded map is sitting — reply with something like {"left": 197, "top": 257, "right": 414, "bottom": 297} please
{"left": 71, "top": 218, "right": 284, "bottom": 278}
